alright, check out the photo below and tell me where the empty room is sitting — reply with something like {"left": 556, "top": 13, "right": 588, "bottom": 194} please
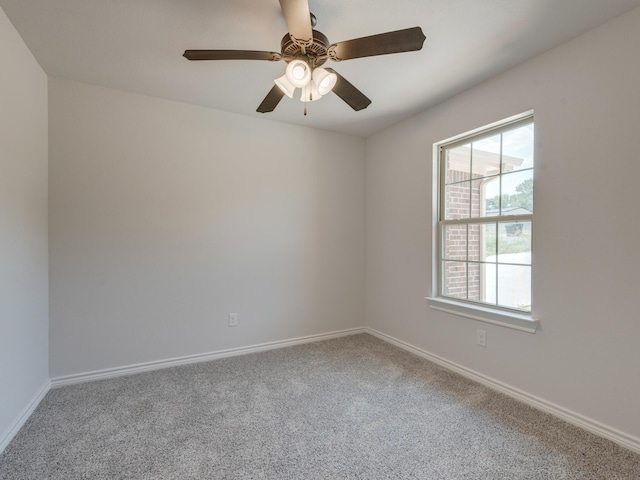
{"left": 1, "top": 0, "right": 639, "bottom": 478}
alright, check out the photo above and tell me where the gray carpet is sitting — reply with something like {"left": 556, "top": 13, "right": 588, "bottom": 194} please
{"left": 1, "top": 334, "right": 639, "bottom": 479}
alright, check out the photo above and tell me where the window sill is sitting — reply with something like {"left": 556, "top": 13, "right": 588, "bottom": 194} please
{"left": 425, "top": 297, "right": 538, "bottom": 333}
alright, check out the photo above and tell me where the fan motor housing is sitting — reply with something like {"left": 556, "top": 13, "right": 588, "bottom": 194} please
{"left": 280, "top": 30, "right": 329, "bottom": 66}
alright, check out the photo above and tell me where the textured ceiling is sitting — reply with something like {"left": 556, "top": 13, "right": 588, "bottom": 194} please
{"left": 2, "top": 0, "right": 640, "bottom": 137}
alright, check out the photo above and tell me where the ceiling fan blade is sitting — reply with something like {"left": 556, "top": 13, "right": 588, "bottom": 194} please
{"left": 325, "top": 68, "right": 371, "bottom": 111}
{"left": 257, "top": 85, "right": 286, "bottom": 113}
{"left": 279, "top": 0, "right": 313, "bottom": 45}
{"left": 183, "top": 50, "right": 282, "bottom": 61}
{"left": 329, "top": 27, "right": 426, "bottom": 61}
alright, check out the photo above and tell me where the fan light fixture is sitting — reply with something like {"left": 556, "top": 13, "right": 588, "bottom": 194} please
{"left": 285, "top": 59, "right": 311, "bottom": 88}
{"left": 275, "top": 62, "right": 337, "bottom": 104}
{"left": 312, "top": 68, "right": 337, "bottom": 96}
{"left": 300, "top": 82, "right": 322, "bottom": 102}
{"left": 274, "top": 74, "right": 296, "bottom": 98}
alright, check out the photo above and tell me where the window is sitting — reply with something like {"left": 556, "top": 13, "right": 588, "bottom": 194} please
{"left": 427, "top": 112, "right": 538, "bottom": 332}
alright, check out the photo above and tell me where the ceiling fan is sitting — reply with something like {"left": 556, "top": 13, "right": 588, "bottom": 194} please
{"left": 183, "top": 0, "right": 426, "bottom": 114}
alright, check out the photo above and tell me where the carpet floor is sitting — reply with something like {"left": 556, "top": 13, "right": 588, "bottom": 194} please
{"left": 1, "top": 333, "right": 639, "bottom": 479}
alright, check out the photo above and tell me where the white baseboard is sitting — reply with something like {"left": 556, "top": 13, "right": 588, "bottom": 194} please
{"left": 50, "top": 327, "right": 367, "bottom": 388}
{"left": 365, "top": 327, "right": 640, "bottom": 455}
{"left": 0, "top": 380, "right": 50, "bottom": 454}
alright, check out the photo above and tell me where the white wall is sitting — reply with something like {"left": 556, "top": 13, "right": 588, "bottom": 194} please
{"left": 366, "top": 6, "right": 640, "bottom": 440}
{"left": 49, "top": 79, "right": 366, "bottom": 377}
{"left": 0, "top": 7, "right": 49, "bottom": 448}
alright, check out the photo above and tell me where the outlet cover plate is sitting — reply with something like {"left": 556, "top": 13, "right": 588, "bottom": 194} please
{"left": 476, "top": 329, "right": 486, "bottom": 347}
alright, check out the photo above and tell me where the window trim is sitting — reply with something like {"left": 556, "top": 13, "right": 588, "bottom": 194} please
{"left": 428, "top": 111, "right": 539, "bottom": 333}
{"left": 425, "top": 296, "right": 538, "bottom": 333}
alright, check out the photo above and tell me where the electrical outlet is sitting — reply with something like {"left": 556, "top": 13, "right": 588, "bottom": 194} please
{"left": 476, "top": 329, "right": 486, "bottom": 347}
{"left": 228, "top": 312, "right": 238, "bottom": 327}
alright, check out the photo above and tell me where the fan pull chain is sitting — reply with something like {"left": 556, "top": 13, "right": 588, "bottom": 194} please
{"left": 306, "top": 56, "right": 314, "bottom": 116}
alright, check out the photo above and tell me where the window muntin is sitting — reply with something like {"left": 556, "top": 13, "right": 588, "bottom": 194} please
{"left": 438, "top": 116, "right": 534, "bottom": 313}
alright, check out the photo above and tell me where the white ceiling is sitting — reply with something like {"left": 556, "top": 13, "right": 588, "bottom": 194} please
{"left": 2, "top": 0, "right": 639, "bottom": 137}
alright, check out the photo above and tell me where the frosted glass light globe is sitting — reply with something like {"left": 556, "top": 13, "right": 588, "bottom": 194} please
{"left": 286, "top": 59, "right": 312, "bottom": 88}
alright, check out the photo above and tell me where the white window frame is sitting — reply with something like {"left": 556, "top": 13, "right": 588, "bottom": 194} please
{"left": 426, "top": 111, "right": 539, "bottom": 333}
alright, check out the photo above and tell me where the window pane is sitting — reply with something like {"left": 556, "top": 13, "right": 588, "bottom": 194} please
{"left": 478, "top": 262, "right": 497, "bottom": 305}
{"left": 497, "top": 265, "right": 531, "bottom": 311}
{"left": 468, "top": 224, "right": 480, "bottom": 262}
{"left": 443, "top": 261, "right": 467, "bottom": 299}
{"left": 501, "top": 169, "right": 533, "bottom": 215}
{"left": 468, "top": 262, "right": 481, "bottom": 302}
{"left": 446, "top": 144, "right": 471, "bottom": 184}
{"left": 502, "top": 123, "right": 534, "bottom": 173}
{"left": 468, "top": 223, "right": 497, "bottom": 262}
{"left": 471, "top": 134, "right": 501, "bottom": 178}
{"left": 497, "top": 221, "right": 531, "bottom": 264}
{"left": 481, "top": 177, "right": 500, "bottom": 217}
{"left": 444, "top": 182, "right": 470, "bottom": 219}
{"left": 443, "top": 225, "right": 467, "bottom": 260}
{"left": 470, "top": 179, "right": 482, "bottom": 218}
